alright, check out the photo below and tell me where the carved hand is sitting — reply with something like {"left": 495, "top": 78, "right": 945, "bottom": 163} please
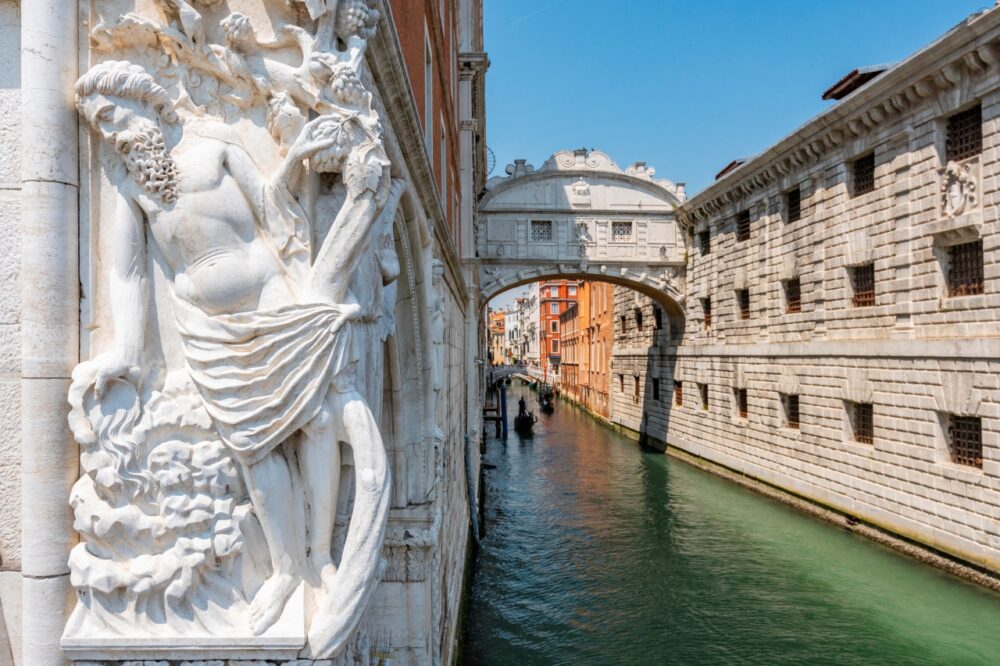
{"left": 93, "top": 353, "right": 141, "bottom": 400}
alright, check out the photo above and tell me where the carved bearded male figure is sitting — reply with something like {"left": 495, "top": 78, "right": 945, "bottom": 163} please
{"left": 74, "top": 59, "right": 397, "bottom": 653}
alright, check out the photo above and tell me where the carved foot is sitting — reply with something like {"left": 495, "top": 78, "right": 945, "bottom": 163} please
{"left": 310, "top": 551, "right": 338, "bottom": 589}
{"left": 249, "top": 571, "right": 299, "bottom": 635}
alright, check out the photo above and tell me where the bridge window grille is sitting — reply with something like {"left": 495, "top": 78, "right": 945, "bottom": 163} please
{"left": 736, "top": 388, "right": 748, "bottom": 418}
{"left": 612, "top": 221, "right": 634, "bottom": 242}
{"left": 947, "top": 240, "right": 984, "bottom": 297}
{"left": 783, "top": 394, "right": 800, "bottom": 429}
{"left": 702, "top": 297, "right": 712, "bottom": 328}
{"left": 947, "top": 415, "right": 982, "bottom": 468}
{"left": 531, "top": 220, "right": 553, "bottom": 242}
{"left": 851, "top": 263, "right": 876, "bottom": 307}
{"left": 652, "top": 378, "right": 660, "bottom": 401}
{"left": 699, "top": 383, "right": 709, "bottom": 410}
{"left": 699, "top": 230, "right": 711, "bottom": 255}
{"left": 786, "top": 186, "right": 802, "bottom": 222}
{"left": 852, "top": 153, "right": 875, "bottom": 196}
{"left": 736, "top": 210, "right": 751, "bottom": 242}
{"left": 674, "top": 381, "right": 683, "bottom": 406}
{"left": 736, "top": 289, "right": 750, "bottom": 320}
{"left": 784, "top": 278, "right": 802, "bottom": 313}
{"left": 851, "top": 402, "right": 873, "bottom": 444}
{"left": 946, "top": 104, "right": 982, "bottom": 163}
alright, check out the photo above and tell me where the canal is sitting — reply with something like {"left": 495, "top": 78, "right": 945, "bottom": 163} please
{"left": 463, "top": 383, "right": 1000, "bottom": 665}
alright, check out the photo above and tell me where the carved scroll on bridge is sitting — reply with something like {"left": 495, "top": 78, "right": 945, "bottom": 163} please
{"left": 63, "top": 0, "right": 403, "bottom": 658}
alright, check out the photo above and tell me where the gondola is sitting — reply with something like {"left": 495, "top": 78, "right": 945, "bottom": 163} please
{"left": 514, "top": 411, "right": 536, "bottom": 435}
{"left": 538, "top": 383, "right": 555, "bottom": 413}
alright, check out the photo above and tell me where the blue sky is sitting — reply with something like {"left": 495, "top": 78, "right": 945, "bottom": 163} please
{"left": 483, "top": 0, "right": 988, "bottom": 195}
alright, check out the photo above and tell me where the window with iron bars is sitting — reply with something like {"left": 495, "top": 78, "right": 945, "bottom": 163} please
{"left": 947, "top": 415, "right": 982, "bottom": 468}
{"left": 851, "top": 263, "right": 875, "bottom": 307}
{"left": 784, "top": 394, "right": 800, "bottom": 429}
{"left": 850, "top": 402, "right": 873, "bottom": 444}
{"left": 530, "top": 220, "right": 553, "bottom": 242}
{"left": 702, "top": 297, "right": 712, "bottom": 328}
{"left": 674, "top": 381, "right": 683, "bottom": 407}
{"left": 612, "top": 221, "right": 634, "bottom": 242}
{"left": 947, "top": 240, "right": 984, "bottom": 297}
{"left": 736, "top": 209, "right": 751, "bottom": 242}
{"left": 736, "top": 288, "right": 750, "bottom": 320}
{"left": 699, "top": 383, "right": 709, "bottom": 411}
{"left": 852, "top": 153, "right": 875, "bottom": 196}
{"left": 786, "top": 186, "right": 801, "bottom": 223}
{"left": 946, "top": 104, "right": 982, "bottom": 163}
{"left": 699, "top": 230, "right": 711, "bottom": 255}
{"left": 735, "top": 387, "right": 748, "bottom": 418}
{"left": 784, "top": 278, "right": 802, "bottom": 314}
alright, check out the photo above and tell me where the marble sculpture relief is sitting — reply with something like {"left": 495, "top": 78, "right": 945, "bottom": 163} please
{"left": 64, "top": 0, "right": 401, "bottom": 657}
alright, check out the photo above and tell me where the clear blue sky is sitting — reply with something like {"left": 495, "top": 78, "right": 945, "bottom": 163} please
{"left": 484, "top": 0, "right": 989, "bottom": 195}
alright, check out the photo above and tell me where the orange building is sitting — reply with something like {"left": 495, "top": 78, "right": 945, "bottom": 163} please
{"left": 488, "top": 309, "right": 506, "bottom": 365}
{"left": 538, "top": 279, "right": 579, "bottom": 378}
{"left": 558, "top": 281, "right": 614, "bottom": 418}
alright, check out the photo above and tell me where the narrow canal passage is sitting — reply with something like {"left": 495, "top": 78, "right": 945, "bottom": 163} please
{"left": 464, "top": 383, "right": 1000, "bottom": 665}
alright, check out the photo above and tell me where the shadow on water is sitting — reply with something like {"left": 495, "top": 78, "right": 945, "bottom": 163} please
{"left": 463, "top": 383, "right": 1000, "bottom": 666}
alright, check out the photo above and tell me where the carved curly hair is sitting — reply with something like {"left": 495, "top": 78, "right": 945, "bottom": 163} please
{"left": 76, "top": 60, "right": 178, "bottom": 124}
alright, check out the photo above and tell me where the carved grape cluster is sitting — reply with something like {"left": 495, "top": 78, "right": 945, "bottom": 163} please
{"left": 336, "top": 0, "right": 379, "bottom": 42}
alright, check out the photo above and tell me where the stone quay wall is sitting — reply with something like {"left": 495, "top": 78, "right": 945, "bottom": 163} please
{"left": 609, "top": 7, "right": 1000, "bottom": 576}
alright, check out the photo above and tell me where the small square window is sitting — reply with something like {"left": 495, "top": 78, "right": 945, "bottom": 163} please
{"left": 652, "top": 378, "right": 660, "bottom": 401}
{"left": 735, "top": 388, "right": 748, "bottom": 418}
{"left": 783, "top": 393, "right": 800, "bottom": 429}
{"left": 947, "top": 415, "right": 982, "bottom": 468}
{"left": 550, "top": 303, "right": 560, "bottom": 314}
{"left": 852, "top": 153, "right": 875, "bottom": 196}
{"left": 551, "top": 339, "right": 559, "bottom": 353}
{"left": 850, "top": 402, "right": 873, "bottom": 444}
{"left": 550, "top": 320, "right": 558, "bottom": 331}
{"left": 702, "top": 297, "right": 712, "bottom": 328}
{"left": 531, "top": 220, "right": 553, "bottom": 242}
{"left": 699, "top": 230, "right": 711, "bottom": 255}
{"left": 784, "top": 278, "right": 802, "bottom": 314}
{"left": 786, "top": 186, "right": 801, "bottom": 222}
{"left": 699, "top": 383, "right": 709, "bottom": 410}
{"left": 851, "top": 263, "right": 875, "bottom": 307}
{"left": 946, "top": 104, "right": 982, "bottom": 163}
{"left": 568, "top": 286, "right": 577, "bottom": 296}
{"left": 736, "top": 289, "right": 750, "bottom": 320}
{"left": 674, "top": 381, "right": 683, "bottom": 407}
{"left": 612, "top": 221, "right": 634, "bottom": 242}
{"left": 736, "top": 210, "right": 751, "bottom": 242}
{"left": 947, "top": 240, "right": 984, "bottom": 297}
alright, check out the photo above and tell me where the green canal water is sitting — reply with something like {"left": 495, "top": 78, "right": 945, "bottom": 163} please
{"left": 463, "top": 384, "right": 1000, "bottom": 665}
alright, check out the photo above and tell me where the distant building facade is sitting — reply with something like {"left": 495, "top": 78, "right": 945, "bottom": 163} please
{"left": 558, "top": 281, "right": 615, "bottom": 418}
{"left": 538, "top": 280, "right": 579, "bottom": 379}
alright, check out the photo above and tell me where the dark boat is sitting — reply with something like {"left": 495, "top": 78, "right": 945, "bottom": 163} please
{"left": 538, "top": 383, "right": 555, "bottom": 413}
{"left": 514, "top": 411, "right": 536, "bottom": 434}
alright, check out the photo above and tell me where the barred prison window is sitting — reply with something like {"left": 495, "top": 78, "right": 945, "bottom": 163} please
{"left": 702, "top": 297, "right": 712, "bottom": 328}
{"left": 530, "top": 220, "right": 553, "bottom": 242}
{"left": 786, "top": 186, "right": 801, "bottom": 222}
{"left": 851, "top": 262, "right": 875, "bottom": 307}
{"left": 612, "top": 221, "right": 634, "bottom": 242}
{"left": 652, "top": 378, "right": 660, "bottom": 401}
{"left": 784, "top": 394, "right": 800, "bottom": 429}
{"left": 946, "top": 104, "right": 982, "bottom": 163}
{"left": 947, "top": 240, "right": 984, "bottom": 297}
{"left": 736, "top": 209, "right": 751, "bottom": 242}
{"left": 784, "top": 278, "right": 802, "bottom": 314}
{"left": 736, "top": 388, "right": 748, "bottom": 418}
{"left": 852, "top": 402, "right": 873, "bottom": 444}
{"left": 736, "top": 289, "right": 750, "bottom": 320}
{"left": 852, "top": 153, "right": 875, "bottom": 196}
{"left": 947, "top": 415, "right": 982, "bottom": 468}
{"left": 699, "top": 383, "right": 709, "bottom": 411}
{"left": 699, "top": 230, "right": 711, "bottom": 255}
{"left": 674, "top": 381, "right": 683, "bottom": 407}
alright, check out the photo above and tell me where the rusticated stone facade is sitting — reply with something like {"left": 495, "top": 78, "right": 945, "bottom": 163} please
{"left": 610, "top": 7, "right": 1000, "bottom": 576}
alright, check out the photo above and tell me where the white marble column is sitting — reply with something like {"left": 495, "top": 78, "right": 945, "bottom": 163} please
{"left": 20, "top": 0, "right": 79, "bottom": 661}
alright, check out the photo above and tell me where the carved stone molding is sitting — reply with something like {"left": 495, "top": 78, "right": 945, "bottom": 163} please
{"left": 842, "top": 368, "right": 874, "bottom": 404}
{"left": 940, "top": 160, "right": 978, "bottom": 218}
{"left": 933, "top": 372, "right": 984, "bottom": 416}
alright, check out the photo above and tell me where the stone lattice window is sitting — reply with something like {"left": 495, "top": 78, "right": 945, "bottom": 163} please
{"left": 699, "top": 383, "right": 709, "bottom": 410}
{"left": 852, "top": 153, "right": 875, "bottom": 196}
{"left": 702, "top": 297, "right": 712, "bottom": 328}
{"left": 784, "top": 394, "right": 800, "bottom": 429}
{"left": 736, "top": 388, "right": 748, "bottom": 418}
{"left": 531, "top": 220, "right": 553, "bottom": 242}
{"left": 786, "top": 186, "right": 801, "bottom": 222}
{"left": 947, "top": 415, "right": 982, "bottom": 468}
{"left": 946, "top": 104, "right": 982, "bottom": 163}
{"left": 736, "top": 210, "right": 751, "bottom": 242}
{"left": 699, "top": 230, "right": 711, "bottom": 255}
{"left": 851, "top": 263, "right": 876, "bottom": 307}
{"left": 674, "top": 381, "right": 683, "bottom": 407}
{"left": 851, "top": 402, "right": 873, "bottom": 444}
{"left": 947, "top": 240, "right": 984, "bottom": 297}
{"left": 612, "top": 221, "right": 634, "bottom": 242}
{"left": 784, "top": 278, "right": 802, "bottom": 314}
{"left": 736, "top": 289, "right": 750, "bottom": 320}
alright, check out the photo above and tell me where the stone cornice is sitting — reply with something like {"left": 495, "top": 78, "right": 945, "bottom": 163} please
{"left": 480, "top": 169, "right": 683, "bottom": 209}
{"left": 678, "top": 6, "right": 1000, "bottom": 228}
